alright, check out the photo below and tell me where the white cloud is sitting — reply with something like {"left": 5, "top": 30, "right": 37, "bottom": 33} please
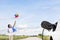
{"left": 12, "top": 28, "right": 42, "bottom": 35}
{"left": 16, "top": 24, "right": 28, "bottom": 28}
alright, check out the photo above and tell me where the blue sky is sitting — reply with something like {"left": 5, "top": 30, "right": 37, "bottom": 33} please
{"left": 0, "top": 0, "right": 60, "bottom": 35}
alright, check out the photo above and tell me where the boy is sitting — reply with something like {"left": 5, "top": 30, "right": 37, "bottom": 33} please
{"left": 8, "top": 21, "right": 16, "bottom": 40}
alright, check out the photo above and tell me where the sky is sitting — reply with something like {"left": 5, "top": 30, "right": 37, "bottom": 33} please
{"left": 0, "top": 0, "right": 60, "bottom": 35}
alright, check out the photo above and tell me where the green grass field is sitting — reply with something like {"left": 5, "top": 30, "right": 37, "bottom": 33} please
{"left": 0, "top": 35, "right": 28, "bottom": 40}
{"left": 0, "top": 34, "right": 50, "bottom": 40}
{"left": 38, "top": 35, "right": 50, "bottom": 40}
{"left": 37, "top": 34, "right": 50, "bottom": 40}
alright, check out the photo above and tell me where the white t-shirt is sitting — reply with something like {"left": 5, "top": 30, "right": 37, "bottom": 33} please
{"left": 8, "top": 28, "right": 13, "bottom": 35}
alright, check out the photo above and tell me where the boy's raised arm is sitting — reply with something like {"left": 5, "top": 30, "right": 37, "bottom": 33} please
{"left": 13, "top": 21, "right": 16, "bottom": 27}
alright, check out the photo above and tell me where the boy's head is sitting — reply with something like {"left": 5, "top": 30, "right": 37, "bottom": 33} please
{"left": 8, "top": 24, "right": 12, "bottom": 28}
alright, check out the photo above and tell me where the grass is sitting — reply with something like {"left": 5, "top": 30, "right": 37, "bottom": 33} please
{"left": 0, "top": 34, "right": 50, "bottom": 40}
{"left": 37, "top": 34, "right": 50, "bottom": 40}
{"left": 38, "top": 35, "right": 50, "bottom": 40}
{"left": 13, "top": 35, "right": 28, "bottom": 40}
{"left": 0, "top": 35, "right": 28, "bottom": 40}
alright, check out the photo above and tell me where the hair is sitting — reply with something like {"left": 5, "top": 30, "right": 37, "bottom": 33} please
{"left": 53, "top": 22, "right": 58, "bottom": 32}
{"left": 41, "top": 21, "right": 58, "bottom": 32}
{"left": 50, "top": 36, "right": 53, "bottom": 40}
{"left": 41, "top": 21, "right": 53, "bottom": 31}
{"left": 8, "top": 24, "right": 12, "bottom": 28}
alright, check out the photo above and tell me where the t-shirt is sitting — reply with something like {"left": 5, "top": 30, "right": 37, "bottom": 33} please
{"left": 8, "top": 28, "right": 13, "bottom": 35}
{"left": 8, "top": 28, "right": 13, "bottom": 33}
{"left": 8, "top": 27, "right": 16, "bottom": 35}
{"left": 8, "top": 27, "right": 16, "bottom": 33}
